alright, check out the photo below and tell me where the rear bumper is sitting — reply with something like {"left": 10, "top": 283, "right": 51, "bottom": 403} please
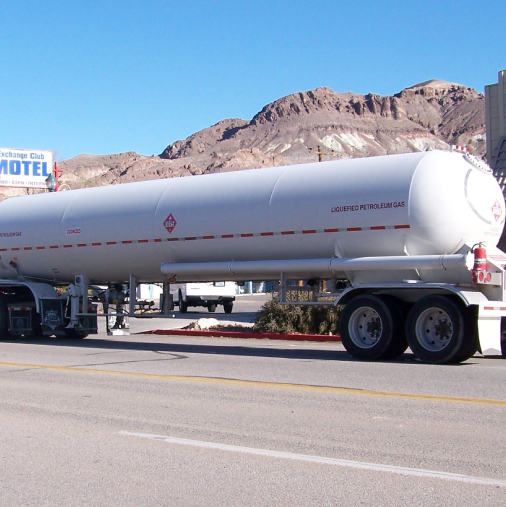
{"left": 185, "top": 296, "right": 235, "bottom": 307}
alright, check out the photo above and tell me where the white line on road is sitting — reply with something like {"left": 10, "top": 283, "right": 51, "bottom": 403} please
{"left": 120, "top": 431, "right": 506, "bottom": 487}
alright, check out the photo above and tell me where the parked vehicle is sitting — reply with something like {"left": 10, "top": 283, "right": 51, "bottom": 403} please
{"left": 173, "top": 282, "right": 236, "bottom": 313}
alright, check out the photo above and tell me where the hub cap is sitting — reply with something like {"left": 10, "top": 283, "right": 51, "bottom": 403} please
{"left": 348, "top": 306, "right": 382, "bottom": 348}
{"left": 415, "top": 307, "right": 453, "bottom": 352}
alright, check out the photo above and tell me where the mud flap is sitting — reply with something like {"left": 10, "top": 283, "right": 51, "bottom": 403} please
{"left": 477, "top": 302, "right": 505, "bottom": 355}
{"left": 40, "top": 299, "right": 67, "bottom": 337}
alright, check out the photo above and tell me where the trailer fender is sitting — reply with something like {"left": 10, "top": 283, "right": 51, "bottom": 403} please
{"left": 0, "top": 280, "right": 59, "bottom": 313}
{"left": 336, "top": 285, "right": 490, "bottom": 308}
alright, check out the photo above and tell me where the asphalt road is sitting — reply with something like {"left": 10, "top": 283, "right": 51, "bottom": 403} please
{"left": 1, "top": 295, "right": 505, "bottom": 506}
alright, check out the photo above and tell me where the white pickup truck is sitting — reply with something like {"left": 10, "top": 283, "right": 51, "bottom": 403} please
{"left": 173, "top": 282, "right": 236, "bottom": 314}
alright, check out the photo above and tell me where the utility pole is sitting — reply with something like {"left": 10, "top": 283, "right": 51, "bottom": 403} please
{"left": 309, "top": 145, "right": 336, "bottom": 162}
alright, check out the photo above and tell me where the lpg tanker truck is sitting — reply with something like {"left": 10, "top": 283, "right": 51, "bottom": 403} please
{"left": 0, "top": 148, "right": 505, "bottom": 364}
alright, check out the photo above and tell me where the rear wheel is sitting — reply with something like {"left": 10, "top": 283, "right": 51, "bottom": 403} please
{"left": 224, "top": 303, "right": 233, "bottom": 314}
{"left": 339, "top": 295, "right": 404, "bottom": 360}
{"left": 451, "top": 306, "right": 478, "bottom": 363}
{"left": 64, "top": 328, "right": 89, "bottom": 339}
{"left": 28, "top": 315, "right": 43, "bottom": 339}
{"left": 179, "top": 290, "right": 188, "bottom": 314}
{"left": 501, "top": 318, "right": 506, "bottom": 357}
{"left": 0, "top": 296, "right": 8, "bottom": 338}
{"left": 208, "top": 304, "right": 216, "bottom": 313}
{"left": 379, "top": 296, "right": 408, "bottom": 360}
{"left": 406, "top": 295, "right": 476, "bottom": 364}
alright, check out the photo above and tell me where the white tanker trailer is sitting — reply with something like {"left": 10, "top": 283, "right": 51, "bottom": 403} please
{"left": 0, "top": 149, "right": 505, "bottom": 363}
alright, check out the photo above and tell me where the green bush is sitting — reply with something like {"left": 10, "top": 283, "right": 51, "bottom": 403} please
{"left": 252, "top": 299, "right": 342, "bottom": 335}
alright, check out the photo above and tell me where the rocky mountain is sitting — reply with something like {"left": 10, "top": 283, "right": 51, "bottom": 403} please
{"left": 0, "top": 79, "right": 485, "bottom": 199}
{"left": 158, "top": 80, "right": 485, "bottom": 167}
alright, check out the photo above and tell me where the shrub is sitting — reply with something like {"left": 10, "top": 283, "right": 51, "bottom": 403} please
{"left": 253, "top": 299, "right": 342, "bottom": 335}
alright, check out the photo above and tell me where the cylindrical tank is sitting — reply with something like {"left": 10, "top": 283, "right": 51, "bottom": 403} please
{"left": 0, "top": 150, "right": 503, "bottom": 283}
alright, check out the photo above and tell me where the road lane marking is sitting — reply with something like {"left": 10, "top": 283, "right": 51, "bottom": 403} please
{"left": 121, "top": 431, "right": 506, "bottom": 487}
{"left": 1, "top": 361, "right": 506, "bottom": 407}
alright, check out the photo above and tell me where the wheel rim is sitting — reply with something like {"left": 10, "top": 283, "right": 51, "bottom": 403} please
{"left": 414, "top": 307, "right": 453, "bottom": 352}
{"left": 348, "top": 306, "right": 382, "bottom": 348}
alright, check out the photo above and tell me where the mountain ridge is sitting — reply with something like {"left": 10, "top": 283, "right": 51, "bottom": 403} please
{"left": 0, "top": 79, "right": 485, "bottom": 199}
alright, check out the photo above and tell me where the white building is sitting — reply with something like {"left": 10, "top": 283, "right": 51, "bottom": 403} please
{"left": 486, "top": 70, "right": 506, "bottom": 175}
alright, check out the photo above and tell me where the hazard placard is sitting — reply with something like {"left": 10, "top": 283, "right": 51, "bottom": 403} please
{"left": 163, "top": 214, "right": 177, "bottom": 234}
{"left": 492, "top": 200, "right": 503, "bottom": 222}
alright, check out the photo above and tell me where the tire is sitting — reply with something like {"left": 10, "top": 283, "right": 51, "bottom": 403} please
{"left": 208, "top": 304, "right": 216, "bottom": 313}
{"left": 451, "top": 306, "right": 478, "bottom": 363}
{"left": 501, "top": 318, "right": 506, "bottom": 357}
{"left": 28, "top": 315, "right": 43, "bottom": 339}
{"left": 224, "top": 303, "right": 233, "bottom": 314}
{"left": 179, "top": 290, "right": 188, "bottom": 314}
{"left": 0, "top": 296, "right": 8, "bottom": 338}
{"left": 339, "top": 294, "right": 403, "bottom": 360}
{"left": 405, "top": 295, "right": 475, "bottom": 364}
{"left": 64, "top": 328, "right": 89, "bottom": 339}
{"left": 378, "top": 296, "right": 408, "bottom": 360}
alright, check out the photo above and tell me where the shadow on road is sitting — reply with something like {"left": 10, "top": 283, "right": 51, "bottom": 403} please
{"left": 3, "top": 336, "right": 417, "bottom": 363}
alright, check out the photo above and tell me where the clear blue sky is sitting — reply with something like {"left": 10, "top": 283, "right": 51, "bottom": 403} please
{"left": 1, "top": 0, "right": 504, "bottom": 161}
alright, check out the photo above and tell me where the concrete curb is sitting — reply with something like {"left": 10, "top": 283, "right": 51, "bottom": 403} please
{"left": 141, "top": 329, "right": 341, "bottom": 342}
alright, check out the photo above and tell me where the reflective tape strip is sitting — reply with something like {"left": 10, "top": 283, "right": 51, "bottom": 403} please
{"left": 6, "top": 224, "right": 411, "bottom": 251}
